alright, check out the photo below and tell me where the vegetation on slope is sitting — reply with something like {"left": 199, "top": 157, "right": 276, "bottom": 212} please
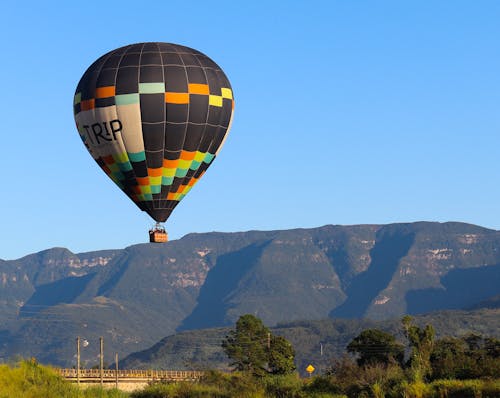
{"left": 119, "top": 308, "right": 500, "bottom": 375}
{"left": 128, "top": 314, "right": 500, "bottom": 397}
{"left": 222, "top": 314, "right": 296, "bottom": 376}
{"left": 0, "top": 359, "right": 126, "bottom": 398}
{"left": 1, "top": 314, "right": 499, "bottom": 398}
{"left": 2, "top": 222, "right": 500, "bottom": 366}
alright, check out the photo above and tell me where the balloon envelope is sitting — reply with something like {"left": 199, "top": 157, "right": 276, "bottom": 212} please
{"left": 73, "top": 42, "right": 234, "bottom": 222}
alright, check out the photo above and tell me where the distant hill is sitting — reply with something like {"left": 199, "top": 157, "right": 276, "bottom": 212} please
{"left": 1, "top": 221, "right": 499, "bottom": 367}
{"left": 469, "top": 295, "right": 500, "bottom": 309}
{"left": 119, "top": 308, "right": 500, "bottom": 375}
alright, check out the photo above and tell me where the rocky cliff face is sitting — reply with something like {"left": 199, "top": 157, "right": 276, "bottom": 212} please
{"left": 0, "top": 222, "right": 499, "bottom": 366}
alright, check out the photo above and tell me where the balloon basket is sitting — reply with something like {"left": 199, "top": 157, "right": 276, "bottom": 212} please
{"left": 149, "top": 223, "right": 168, "bottom": 243}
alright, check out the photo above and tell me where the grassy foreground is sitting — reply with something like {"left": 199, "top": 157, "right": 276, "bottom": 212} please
{"left": 131, "top": 371, "right": 500, "bottom": 398}
{"left": 1, "top": 360, "right": 499, "bottom": 397}
{"left": 0, "top": 360, "right": 126, "bottom": 398}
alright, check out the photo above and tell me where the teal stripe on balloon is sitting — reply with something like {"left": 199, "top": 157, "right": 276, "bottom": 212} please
{"left": 115, "top": 93, "right": 140, "bottom": 105}
{"left": 74, "top": 92, "right": 81, "bottom": 105}
{"left": 151, "top": 185, "right": 161, "bottom": 194}
{"left": 175, "top": 169, "right": 188, "bottom": 178}
{"left": 190, "top": 160, "right": 201, "bottom": 170}
{"left": 139, "top": 82, "right": 165, "bottom": 94}
{"left": 113, "top": 171, "right": 125, "bottom": 180}
{"left": 119, "top": 162, "right": 133, "bottom": 172}
{"left": 128, "top": 151, "right": 146, "bottom": 162}
{"left": 203, "top": 153, "right": 215, "bottom": 164}
{"left": 111, "top": 172, "right": 125, "bottom": 186}
{"left": 162, "top": 176, "right": 174, "bottom": 185}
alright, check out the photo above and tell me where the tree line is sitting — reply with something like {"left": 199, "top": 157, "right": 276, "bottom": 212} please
{"left": 214, "top": 313, "right": 500, "bottom": 397}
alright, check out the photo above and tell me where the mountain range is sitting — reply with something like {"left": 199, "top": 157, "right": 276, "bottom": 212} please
{"left": 0, "top": 221, "right": 499, "bottom": 367}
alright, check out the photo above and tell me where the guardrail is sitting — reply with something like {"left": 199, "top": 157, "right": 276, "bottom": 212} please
{"left": 56, "top": 368, "right": 204, "bottom": 381}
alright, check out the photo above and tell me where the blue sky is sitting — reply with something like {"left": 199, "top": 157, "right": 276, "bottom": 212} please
{"left": 1, "top": 1, "right": 499, "bottom": 259}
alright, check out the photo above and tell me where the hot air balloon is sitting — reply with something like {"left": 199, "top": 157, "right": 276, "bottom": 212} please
{"left": 73, "top": 43, "right": 234, "bottom": 242}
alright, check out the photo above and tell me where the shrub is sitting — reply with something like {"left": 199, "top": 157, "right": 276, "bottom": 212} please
{"left": 83, "top": 386, "right": 128, "bottom": 398}
{"left": 0, "top": 360, "right": 128, "bottom": 398}
{"left": 133, "top": 370, "right": 267, "bottom": 398}
{"left": 201, "top": 370, "right": 265, "bottom": 397}
{"left": 262, "top": 373, "right": 304, "bottom": 398}
{"left": 303, "top": 375, "right": 342, "bottom": 395}
{"left": 430, "top": 335, "right": 500, "bottom": 380}
{"left": 430, "top": 379, "right": 500, "bottom": 398}
{"left": 407, "top": 381, "right": 430, "bottom": 398}
{"left": 371, "top": 381, "right": 384, "bottom": 398}
{"left": 130, "top": 381, "right": 228, "bottom": 398}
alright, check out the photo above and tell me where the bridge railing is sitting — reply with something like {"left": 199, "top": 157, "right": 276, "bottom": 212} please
{"left": 56, "top": 368, "right": 204, "bottom": 380}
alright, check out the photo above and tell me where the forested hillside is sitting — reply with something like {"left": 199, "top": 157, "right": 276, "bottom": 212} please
{"left": 1, "top": 222, "right": 499, "bottom": 366}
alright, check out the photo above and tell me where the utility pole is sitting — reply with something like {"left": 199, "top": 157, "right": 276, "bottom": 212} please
{"left": 76, "top": 337, "right": 80, "bottom": 385}
{"left": 115, "top": 353, "right": 118, "bottom": 390}
{"left": 99, "top": 337, "right": 104, "bottom": 386}
{"left": 267, "top": 332, "right": 271, "bottom": 350}
{"left": 320, "top": 343, "right": 323, "bottom": 356}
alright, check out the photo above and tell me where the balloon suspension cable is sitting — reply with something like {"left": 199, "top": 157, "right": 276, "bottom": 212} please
{"left": 150, "top": 222, "right": 166, "bottom": 233}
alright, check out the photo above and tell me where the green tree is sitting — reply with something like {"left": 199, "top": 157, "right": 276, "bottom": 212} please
{"left": 222, "top": 314, "right": 269, "bottom": 376}
{"left": 430, "top": 336, "right": 468, "bottom": 379}
{"left": 347, "top": 328, "right": 404, "bottom": 367}
{"left": 430, "top": 333, "right": 500, "bottom": 380}
{"left": 268, "top": 335, "right": 296, "bottom": 374}
{"left": 222, "top": 314, "right": 296, "bottom": 376}
{"left": 430, "top": 334, "right": 500, "bottom": 380}
{"left": 484, "top": 336, "right": 500, "bottom": 358}
{"left": 402, "top": 315, "right": 435, "bottom": 381}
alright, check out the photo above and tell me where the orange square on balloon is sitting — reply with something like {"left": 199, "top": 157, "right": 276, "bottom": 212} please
{"left": 137, "top": 177, "right": 150, "bottom": 186}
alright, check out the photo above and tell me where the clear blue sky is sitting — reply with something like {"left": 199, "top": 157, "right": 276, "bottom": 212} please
{"left": 1, "top": 1, "right": 499, "bottom": 259}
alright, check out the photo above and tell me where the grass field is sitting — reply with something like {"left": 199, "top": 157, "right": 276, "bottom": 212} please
{"left": 1, "top": 360, "right": 499, "bottom": 397}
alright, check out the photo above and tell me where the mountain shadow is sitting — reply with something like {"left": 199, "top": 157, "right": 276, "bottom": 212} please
{"left": 330, "top": 227, "right": 415, "bottom": 318}
{"left": 469, "top": 295, "right": 500, "bottom": 310}
{"left": 406, "top": 263, "right": 500, "bottom": 314}
{"left": 177, "top": 240, "right": 272, "bottom": 331}
{"left": 96, "top": 252, "right": 132, "bottom": 297}
{"left": 20, "top": 273, "right": 95, "bottom": 315}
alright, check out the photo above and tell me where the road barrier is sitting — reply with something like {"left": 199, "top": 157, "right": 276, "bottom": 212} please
{"left": 56, "top": 368, "right": 204, "bottom": 382}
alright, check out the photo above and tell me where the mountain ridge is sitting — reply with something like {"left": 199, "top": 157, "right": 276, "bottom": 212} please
{"left": 1, "top": 221, "right": 499, "bottom": 366}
